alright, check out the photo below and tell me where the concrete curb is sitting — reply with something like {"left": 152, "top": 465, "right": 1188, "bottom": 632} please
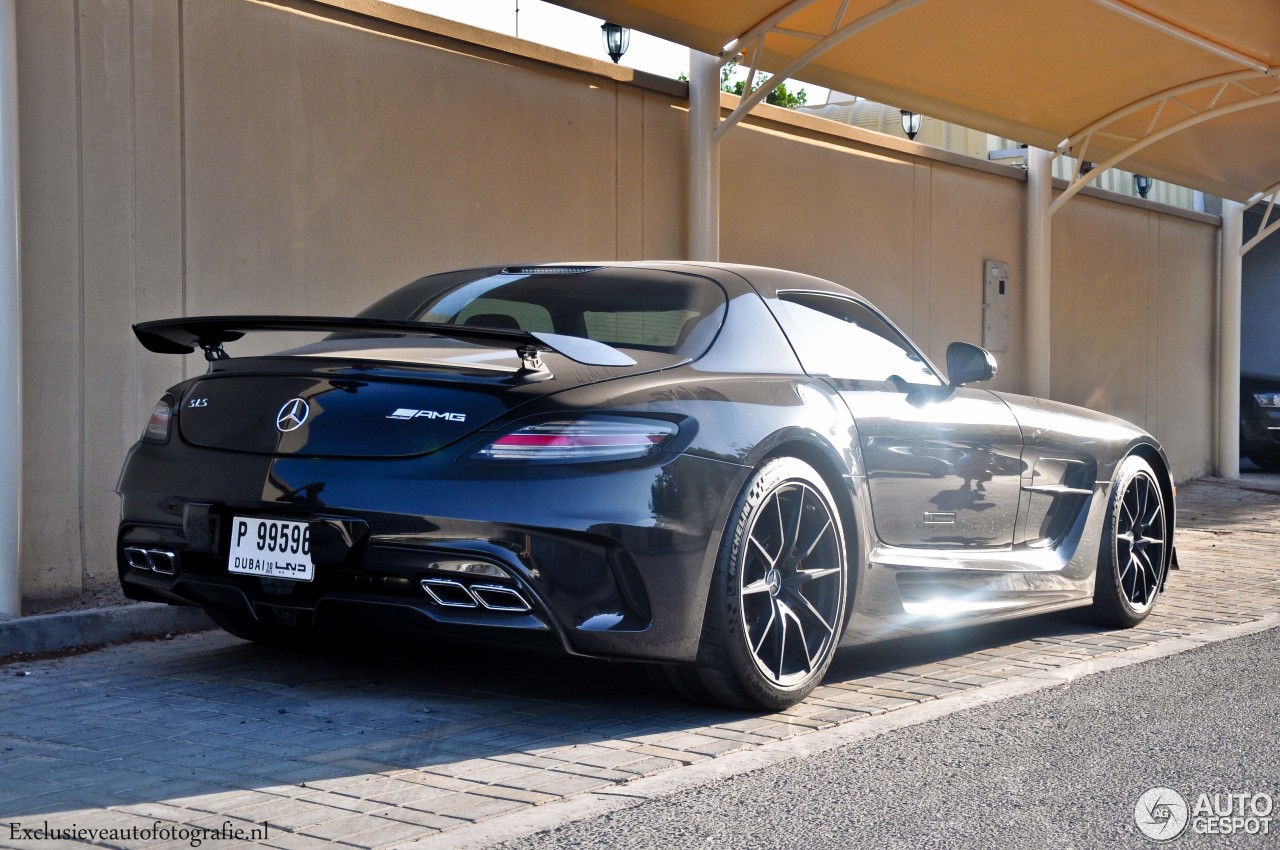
{"left": 0, "top": 603, "right": 215, "bottom": 657}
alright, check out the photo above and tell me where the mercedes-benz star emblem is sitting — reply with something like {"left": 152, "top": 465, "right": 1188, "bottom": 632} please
{"left": 276, "top": 398, "right": 310, "bottom": 433}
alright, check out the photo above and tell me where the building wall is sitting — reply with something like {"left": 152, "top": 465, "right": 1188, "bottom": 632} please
{"left": 15, "top": 0, "right": 1221, "bottom": 602}
{"left": 1243, "top": 211, "right": 1280, "bottom": 378}
{"left": 1052, "top": 194, "right": 1218, "bottom": 481}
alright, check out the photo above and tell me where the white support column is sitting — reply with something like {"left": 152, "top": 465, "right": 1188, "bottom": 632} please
{"left": 1025, "top": 147, "right": 1053, "bottom": 399}
{"left": 687, "top": 49, "right": 720, "bottom": 261}
{"left": 1217, "top": 200, "right": 1243, "bottom": 479}
{"left": 0, "top": 0, "right": 21, "bottom": 616}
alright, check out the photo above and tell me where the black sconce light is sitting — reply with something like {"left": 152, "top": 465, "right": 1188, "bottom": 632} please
{"left": 900, "top": 109, "right": 922, "bottom": 141}
{"left": 1134, "top": 174, "right": 1153, "bottom": 199}
{"left": 601, "top": 22, "right": 630, "bottom": 64}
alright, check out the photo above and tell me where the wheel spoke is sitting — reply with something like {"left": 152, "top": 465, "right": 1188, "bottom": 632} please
{"left": 1118, "top": 553, "right": 1135, "bottom": 583}
{"left": 1135, "top": 548, "right": 1158, "bottom": 601}
{"left": 787, "top": 488, "right": 806, "bottom": 553}
{"left": 777, "top": 599, "right": 813, "bottom": 672}
{"left": 773, "top": 492, "right": 787, "bottom": 550}
{"left": 1135, "top": 480, "right": 1148, "bottom": 529}
{"left": 795, "top": 565, "right": 841, "bottom": 584}
{"left": 1121, "top": 490, "right": 1137, "bottom": 528}
{"left": 749, "top": 534, "right": 778, "bottom": 568}
{"left": 742, "top": 577, "right": 773, "bottom": 595}
{"left": 1143, "top": 498, "right": 1163, "bottom": 528}
{"left": 751, "top": 600, "right": 777, "bottom": 656}
{"left": 794, "top": 517, "right": 833, "bottom": 562}
{"left": 789, "top": 587, "right": 835, "bottom": 636}
{"left": 772, "top": 603, "right": 787, "bottom": 679}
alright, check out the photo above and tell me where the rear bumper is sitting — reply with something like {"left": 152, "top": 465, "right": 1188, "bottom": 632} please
{"left": 117, "top": 441, "right": 745, "bottom": 662}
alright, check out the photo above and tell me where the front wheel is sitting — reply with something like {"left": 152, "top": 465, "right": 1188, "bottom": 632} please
{"left": 1087, "top": 455, "right": 1169, "bottom": 628}
{"left": 678, "top": 457, "right": 850, "bottom": 710}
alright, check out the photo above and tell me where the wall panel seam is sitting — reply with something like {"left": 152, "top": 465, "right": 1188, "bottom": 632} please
{"left": 74, "top": 0, "right": 87, "bottom": 582}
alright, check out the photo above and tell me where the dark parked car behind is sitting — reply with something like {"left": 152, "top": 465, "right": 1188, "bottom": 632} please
{"left": 1242, "top": 373, "right": 1280, "bottom": 470}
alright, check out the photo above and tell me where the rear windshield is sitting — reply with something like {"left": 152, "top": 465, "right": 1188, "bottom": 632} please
{"left": 357, "top": 267, "right": 727, "bottom": 358}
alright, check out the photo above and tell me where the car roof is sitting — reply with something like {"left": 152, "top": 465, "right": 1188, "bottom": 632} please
{"left": 501, "top": 261, "right": 866, "bottom": 302}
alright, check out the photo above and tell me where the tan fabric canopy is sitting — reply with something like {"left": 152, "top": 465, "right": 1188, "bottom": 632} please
{"left": 551, "top": 0, "right": 1280, "bottom": 202}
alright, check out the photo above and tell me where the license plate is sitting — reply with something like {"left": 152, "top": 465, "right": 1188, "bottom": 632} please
{"left": 228, "top": 516, "right": 314, "bottom": 581}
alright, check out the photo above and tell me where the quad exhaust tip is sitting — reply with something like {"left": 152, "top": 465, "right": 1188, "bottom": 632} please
{"left": 123, "top": 546, "right": 178, "bottom": 575}
{"left": 420, "top": 577, "right": 532, "bottom": 613}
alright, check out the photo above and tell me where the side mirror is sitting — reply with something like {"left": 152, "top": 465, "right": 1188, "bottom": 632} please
{"left": 946, "top": 341, "right": 997, "bottom": 387}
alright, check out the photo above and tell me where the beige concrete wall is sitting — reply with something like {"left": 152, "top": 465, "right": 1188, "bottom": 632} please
{"left": 1053, "top": 195, "right": 1218, "bottom": 481}
{"left": 15, "top": 0, "right": 1219, "bottom": 602}
{"left": 722, "top": 128, "right": 1027, "bottom": 393}
{"left": 721, "top": 108, "right": 1217, "bottom": 481}
{"left": 15, "top": 0, "right": 687, "bottom": 601}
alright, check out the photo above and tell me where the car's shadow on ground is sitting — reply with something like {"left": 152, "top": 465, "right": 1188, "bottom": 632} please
{"left": 10, "top": 608, "right": 1103, "bottom": 818}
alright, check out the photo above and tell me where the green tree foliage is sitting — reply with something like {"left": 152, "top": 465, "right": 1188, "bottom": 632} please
{"left": 679, "top": 60, "right": 808, "bottom": 108}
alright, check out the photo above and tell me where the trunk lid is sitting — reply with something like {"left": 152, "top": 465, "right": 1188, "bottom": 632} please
{"left": 175, "top": 338, "right": 676, "bottom": 458}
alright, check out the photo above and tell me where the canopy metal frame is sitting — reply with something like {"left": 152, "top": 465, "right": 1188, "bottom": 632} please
{"left": 1243, "top": 179, "right": 1280, "bottom": 255}
{"left": 701, "top": 0, "right": 1280, "bottom": 218}
{"left": 710, "top": 0, "right": 926, "bottom": 142}
{"left": 1050, "top": 67, "right": 1280, "bottom": 215}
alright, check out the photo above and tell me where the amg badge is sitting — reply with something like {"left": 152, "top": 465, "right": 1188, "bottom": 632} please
{"left": 387, "top": 408, "right": 467, "bottom": 422}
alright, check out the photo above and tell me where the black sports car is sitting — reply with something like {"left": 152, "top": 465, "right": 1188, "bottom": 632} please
{"left": 118, "top": 263, "right": 1177, "bottom": 709}
{"left": 1241, "top": 373, "right": 1280, "bottom": 471}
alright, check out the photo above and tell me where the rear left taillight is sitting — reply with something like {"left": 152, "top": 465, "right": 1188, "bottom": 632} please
{"left": 142, "top": 396, "right": 173, "bottom": 444}
{"left": 473, "top": 416, "right": 678, "bottom": 461}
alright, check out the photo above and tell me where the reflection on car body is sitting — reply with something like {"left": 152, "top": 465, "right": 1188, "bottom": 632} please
{"left": 117, "top": 263, "right": 1177, "bottom": 709}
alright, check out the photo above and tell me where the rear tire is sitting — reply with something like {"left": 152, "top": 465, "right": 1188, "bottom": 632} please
{"left": 682, "top": 457, "right": 849, "bottom": 710}
{"left": 1087, "top": 455, "right": 1168, "bottom": 628}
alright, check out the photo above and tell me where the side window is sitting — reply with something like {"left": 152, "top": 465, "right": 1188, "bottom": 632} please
{"left": 451, "top": 298, "right": 554, "bottom": 333}
{"left": 583, "top": 309, "right": 700, "bottom": 350}
{"left": 776, "top": 293, "right": 941, "bottom": 385}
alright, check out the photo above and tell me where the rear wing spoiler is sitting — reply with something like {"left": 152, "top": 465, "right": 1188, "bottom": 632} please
{"left": 132, "top": 315, "right": 636, "bottom": 373}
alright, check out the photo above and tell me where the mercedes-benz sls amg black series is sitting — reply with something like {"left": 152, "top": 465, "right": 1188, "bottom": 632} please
{"left": 1241, "top": 372, "right": 1280, "bottom": 471}
{"left": 118, "top": 263, "right": 1177, "bottom": 709}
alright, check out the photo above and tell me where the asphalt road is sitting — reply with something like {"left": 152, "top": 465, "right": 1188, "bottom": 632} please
{"left": 500, "top": 628, "right": 1280, "bottom": 850}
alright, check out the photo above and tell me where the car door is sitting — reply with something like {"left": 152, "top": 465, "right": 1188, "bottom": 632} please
{"left": 770, "top": 291, "right": 1024, "bottom": 549}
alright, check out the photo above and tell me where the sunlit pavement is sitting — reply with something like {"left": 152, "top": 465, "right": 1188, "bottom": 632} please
{"left": 2, "top": 476, "right": 1278, "bottom": 850}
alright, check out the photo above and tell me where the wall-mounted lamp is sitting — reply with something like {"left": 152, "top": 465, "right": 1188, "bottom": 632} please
{"left": 900, "top": 109, "right": 922, "bottom": 141}
{"left": 1134, "top": 174, "right": 1152, "bottom": 199}
{"left": 601, "top": 22, "right": 630, "bottom": 64}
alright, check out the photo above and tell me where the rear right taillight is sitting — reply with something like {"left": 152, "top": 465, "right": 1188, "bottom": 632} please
{"left": 472, "top": 415, "right": 678, "bottom": 462}
{"left": 142, "top": 396, "right": 173, "bottom": 444}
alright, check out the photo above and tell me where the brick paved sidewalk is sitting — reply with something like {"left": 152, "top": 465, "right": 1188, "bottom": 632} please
{"left": 1, "top": 477, "right": 1277, "bottom": 850}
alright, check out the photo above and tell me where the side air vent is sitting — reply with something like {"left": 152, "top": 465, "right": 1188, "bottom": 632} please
{"left": 607, "top": 547, "right": 652, "bottom": 622}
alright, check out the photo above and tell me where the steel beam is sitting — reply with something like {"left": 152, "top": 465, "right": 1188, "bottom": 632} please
{"left": 1218, "top": 200, "right": 1243, "bottom": 479}
{"left": 688, "top": 49, "right": 720, "bottom": 261}
{"left": 1026, "top": 148, "right": 1053, "bottom": 400}
{"left": 0, "top": 0, "right": 21, "bottom": 616}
